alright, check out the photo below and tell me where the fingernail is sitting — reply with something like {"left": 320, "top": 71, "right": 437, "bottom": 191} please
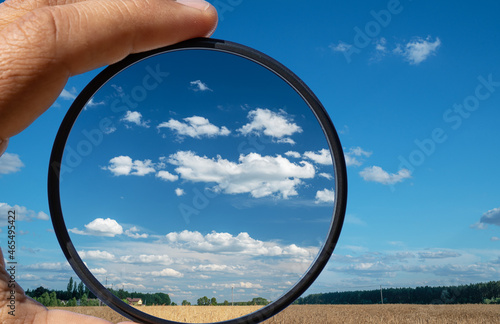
{"left": 175, "top": 0, "right": 211, "bottom": 11}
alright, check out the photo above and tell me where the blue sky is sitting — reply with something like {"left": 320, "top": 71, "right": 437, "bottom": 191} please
{"left": 1, "top": 0, "right": 500, "bottom": 312}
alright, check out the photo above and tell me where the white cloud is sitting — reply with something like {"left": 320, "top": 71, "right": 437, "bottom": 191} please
{"left": 105, "top": 156, "right": 156, "bottom": 176}
{"left": 473, "top": 207, "right": 500, "bottom": 229}
{"left": 175, "top": 188, "right": 185, "bottom": 196}
{"left": 156, "top": 170, "right": 179, "bottom": 182}
{"left": 125, "top": 226, "right": 149, "bottom": 239}
{"left": 303, "top": 149, "right": 332, "bottom": 165}
{"left": 315, "top": 188, "right": 335, "bottom": 204}
{"left": 418, "top": 251, "right": 461, "bottom": 259}
{"left": 0, "top": 153, "right": 24, "bottom": 174}
{"left": 190, "top": 80, "right": 212, "bottom": 92}
{"left": 492, "top": 237, "right": 500, "bottom": 241}
{"left": 90, "top": 268, "right": 107, "bottom": 274}
{"left": 330, "top": 41, "right": 352, "bottom": 53}
{"left": 237, "top": 108, "right": 302, "bottom": 144}
{"left": 319, "top": 173, "right": 333, "bottom": 180}
{"left": 150, "top": 268, "right": 183, "bottom": 278}
{"left": 120, "top": 254, "right": 172, "bottom": 264}
{"left": 168, "top": 151, "right": 315, "bottom": 199}
{"left": 0, "top": 202, "right": 49, "bottom": 221}
{"left": 193, "top": 264, "right": 232, "bottom": 272}
{"left": 344, "top": 147, "right": 372, "bottom": 167}
{"left": 25, "top": 262, "right": 71, "bottom": 271}
{"left": 375, "top": 37, "right": 387, "bottom": 52}
{"left": 165, "top": 230, "right": 317, "bottom": 259}
{"left": 157, "top": 116, "right": 230, "bottom": 139}
{"left": 285, "top": 151, "right": 301, "bottom": 158}
{"left": 121, "top": 111, "right": 150, "bottom": 128}
{"left": 397, "top": 36, "right": 441, "bottom": 65}
{"left": 359, "top": 166, "right": 411, "bottom": 185}
{"left": 59, "top": 87, "right": 77, "bottom": 100}
{"left": 78, "top": 250, "right": 115, "bottom": 261}
{"left": 69, "top": 218, "right": 123, "bottom": 237}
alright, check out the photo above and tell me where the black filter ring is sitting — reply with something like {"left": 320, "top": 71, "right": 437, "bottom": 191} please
{"left": 48, "top": 37, "right": 347, "bottom": 324}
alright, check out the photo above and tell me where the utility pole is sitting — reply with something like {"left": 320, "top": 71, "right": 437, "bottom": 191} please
{"left": 231, "top": 286, "right": 234, "bottom": 306}
{"left": 380, "top": 285, "right": 384, "bottom": 304}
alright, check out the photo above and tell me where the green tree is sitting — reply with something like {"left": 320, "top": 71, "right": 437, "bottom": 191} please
{"left": 197, "top": 296, "right": 209, "bottom": 306}
{"left": 67, "top": 297, "right": 77, "bottom": 307}
{"left": 210, "top": 297, "right": 217, "bottom": 306}
{"left": 182, "top": 300, "right": 191, "bottom": 306}
{"left": 67, "top": 277, "right": 74, "bottom": 294}
{"left": 81, "top": 293, "right": 88, "bottom": 306}
{"left": 77, "top": 281, "right": 84, "bottom": 299}
{"left": 49, "top": 291, "right": 58, "bottom": 307}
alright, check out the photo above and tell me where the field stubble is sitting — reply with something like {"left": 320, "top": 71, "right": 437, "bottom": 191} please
{"left": 52, "top": 304, "right": 500, "bottom": 324}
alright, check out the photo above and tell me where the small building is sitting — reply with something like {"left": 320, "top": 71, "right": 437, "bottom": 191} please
{"left": 126, "top": 298, "right": 143, "bottom": 306}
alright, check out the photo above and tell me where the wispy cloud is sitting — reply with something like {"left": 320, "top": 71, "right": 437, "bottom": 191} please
{"left": 190, "top": 80, "right": 212, "bottom": 92}
{"left": 0, "top": 153, "right": 24, "bottom": 174}
{"left": 330, "top": 41, "right": 353, "bottom": 53}
{"left": 59, "top": 87, "right": 77, "bottom": 100}
{"left": 303, "top": 149, "right": 332, "bottom": 165}
{"left": 344, "top": 147, "right": 372, "bottom": 167}
{"left": 359, "top": 166, "right": 411, "bottom": 185}
{"left": 0, "top": 202, "right": 48, "bottom": 221}
{"left": 394, "top": 36, "right": 441, "bottom": 65}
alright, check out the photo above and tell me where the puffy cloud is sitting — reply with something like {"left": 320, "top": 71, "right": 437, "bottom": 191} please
{"left": 157, "top": 116, "right": 230, "bottom": 139}
{"left": 192, "top": 264, "right": 232, "bottom": 272}
{"left": 156, "top": 170, "right": 179, "bottom": 182}
{"left": 168, "top": 151, "right": 315, "bottom": 199}
{"left": 344, "top": 147, "right": 372, "bottom": 167}
{"left": 479, "top": 207, "right": 500, "bottom": 227}
{"left": 285, "top": 151, "right": 301, "bottom": 158}
{"left": 121, "top": 111, "right": 150, "bottom": 127}
{"left": 69, "top": 218, "right": 123, "bottom": 237}
{"left": 105, "top": 156, "right": 156, "bottom": 176}
{"left": 175, "top": 188, "right": 185, "bottom": 196}
{"left": 359, "top": 166, "right": 411, "bottom": 185}
{"left": 90, "top": 268, "right": 107, "bottom": 274}
{"left": 150, "top": 268, "right": 183, "bottom": 278}
{"left": 396, "top": 36, "right": 441, "bottom": 65}
{"left": 472, "top": 207, "right": 500, "bottom": 229}
{"left": 303, "top": 149, "right": 332, "bottom": 165}
{"left": 165, "top": 230, "right": 317, "bottom": 259}
{"left": 237, "top": 108, "right": 302, "bottom": 143}
{"left": 0, "top": 153, "right": 24, "bottom": 174}
{"left": 190, "top": 80, "right": 212, "bottom": 92}
{"left": 315, "top": 188, "right": 335, "bottom": 204}
{"left": 0, "top": 202, "right": 49, "bottom": 221}
{"left": 78, "top": 250, "right": 115, "bottom": 260}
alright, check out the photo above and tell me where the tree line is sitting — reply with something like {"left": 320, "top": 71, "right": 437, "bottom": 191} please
{"left": 295, "top": 280, "right": 500, "bottom": 305}
{"left": 25, "top": 277, "right": 172, "bottom": 307}
{"left": 192, "top": 296, "right": 269, "bottom": 306}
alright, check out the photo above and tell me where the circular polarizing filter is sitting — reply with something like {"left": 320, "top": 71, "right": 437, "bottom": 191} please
{"left": 48, "top": 38, "right": 347, "bottom": 324}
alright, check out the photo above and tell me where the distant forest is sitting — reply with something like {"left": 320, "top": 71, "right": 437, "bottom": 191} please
{"left": 295, "top": 281, "right": 500, "bottom": 305}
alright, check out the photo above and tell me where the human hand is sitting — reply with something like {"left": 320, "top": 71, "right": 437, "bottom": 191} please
{"left": 0, "top": 248, "right": 137, "bottom": 323}
{"left": 0, "top": 0, "right": 218, "bottom": 156}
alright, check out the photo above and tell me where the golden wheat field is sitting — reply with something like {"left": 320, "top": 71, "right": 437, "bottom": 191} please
{"left": 51, "top": 304, "right": 500, "bottom": 323}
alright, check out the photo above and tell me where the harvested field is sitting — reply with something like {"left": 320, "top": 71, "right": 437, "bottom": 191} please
{"left": 51, "top": 304, "right": 500, "bottom": 323}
